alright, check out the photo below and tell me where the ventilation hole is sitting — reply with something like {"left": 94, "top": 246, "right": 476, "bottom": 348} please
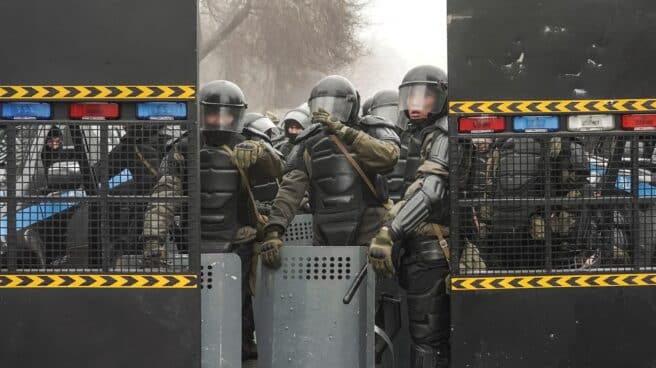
{"left": 338, "top": 263, "right": 343, "bottom": 268}
{"left": 208, "top": 278, "right": 212, "bottom": 283}
{"left": 314, "top": 257, "right": 320, "bottom": 262}
{"left": 200, "top": 266, "right": 204, "bottom": 270}
{"left": 208, "top": 272, "right": 212, "bottom": 277}
{"left": 330, "top": 269, "right": 335, "bottom": 274}
{"left": 322, "top": 263, "right": 327, "bottom": 268}
{"left": 200, "top": 284, "right": 204, "bottom": 289}
{"left": 200, "top": 272, "right": 204, "bottom": 276}
{"left": 338, "top": 276, "right": 343, "bottom": 280}
{"left": 283, "top": 276, "right": 288, "bottom": 280}
{"left": 330, "top": 257, "right": 335, "bottom": 262}
{"left": 306, "top": 276, "right": 311, "bottom": 280}
{"left": 346, "top": 275, "right": 351, "bottom": 280}
{"left": 338, "top": 257, "right": 343, "bottom": 262}
{"left": 346, "top": 257, "right": 351, "bottom": 262}
{"left": 298, "top": 269, "right": 303, "bottom": 274}
{"left": 307, "top": 257, "right": 312, "bottom": 261}
{"left": 330, "top": 275, "right": 335, "bottom": 280}
{"left": 322, "top": 257, "right": 327, "bottom": 261}
{"left": 291, "top": 269, "right": 295, "bottom": 274}
{"left": 338, "top": 269, "right": 342, "bottom": 274}
{"left": 322, "top": 275, "right": 327, "bottom": 280}
{"left": 208, "top": 265, "right": 213, "bottom": 270}
{"left": 314, "top": 276, "right": 319, "bottom": 280}
{"left": 283, "top": 269, "right": 288, "bottom": 274}
{"left": 346, "top": 263, "right": 350, "bottom": 268}
{"left": 314, "top": 269, "right": 319, "bottom": 273}
{"left": 208, "top": 285, "right": 213, "bottom": 289}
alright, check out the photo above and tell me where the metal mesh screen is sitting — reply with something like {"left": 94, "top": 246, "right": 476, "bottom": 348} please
{"left": 0, "top": 102, "right": 199, "bottom": 273}
{"left": 450, "top": 123, "right": 656, "bottom": 275}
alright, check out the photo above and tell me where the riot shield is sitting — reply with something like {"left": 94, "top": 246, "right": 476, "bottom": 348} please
{"left": 255, "top": 245, "right": 375, "bottom": 368}
{"left": 202, "top": 253, "right": 242, "bottom": 368}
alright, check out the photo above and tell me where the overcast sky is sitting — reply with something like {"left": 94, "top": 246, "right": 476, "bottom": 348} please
{"left": 340, "top": 0, "right": 447, "bottom": 100}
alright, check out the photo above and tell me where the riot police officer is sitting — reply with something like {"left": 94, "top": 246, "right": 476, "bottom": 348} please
{"left": 368, "top": 65, "right": 451, "bottom": 368}
{"left": 257, "top": 75, "right": 400, "bottom": 268}
{"left": 274, "top": 104, "right": 311, "bottom": 157}
{"left": 242, "top": 112, "right": 285, "bottom": 215}
{"left": 367, "top": 89, "right": 409, "bottom": 203}
{"left": 141, "top": 80, "right": 284, "bottom": 360}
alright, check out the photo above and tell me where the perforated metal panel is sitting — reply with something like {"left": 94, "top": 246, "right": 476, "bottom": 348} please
{"left": 281, "top": 214, "right": 313, "bottom": 246}
{"left": 201, "top": 253, "right": 241, "bottom": 368}
{"left": 254, "top": 246, "right": 375, "bottom": 368}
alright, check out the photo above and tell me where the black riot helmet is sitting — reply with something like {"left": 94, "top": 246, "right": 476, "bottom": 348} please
{"left": 361, "top": 97, "right": 373, "bottom": 117}
{"left": 199, "top": 80, "right": 247, "bottom": 136}
{"left": 243, "top": 112, "right": 277, "bottom": 139}
{"left": 308, "top": 75, "right": 360, "bottom": 125}
{"left": 370, "top": 89, "right": 404, "bottom": 128}
{"left": 399, "top": 65, "right": 448, "bottom": 122}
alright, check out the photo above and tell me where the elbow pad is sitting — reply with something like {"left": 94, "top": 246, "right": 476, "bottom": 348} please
{"left": 390, "top": 174, "right": 447, "bottom": 240}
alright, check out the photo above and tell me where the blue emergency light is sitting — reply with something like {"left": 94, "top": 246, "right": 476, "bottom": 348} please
{"left": 136, "top": 102, "right": 187, "bottom": 120}
{"left": 513, "top": 116, "right": 559, "bottom": 132}
{"left": 1, "top": 102, "right": 51, "bottom": 120}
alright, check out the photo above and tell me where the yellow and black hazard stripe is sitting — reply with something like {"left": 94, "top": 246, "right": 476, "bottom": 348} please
{"left": 0, "top": 274, "right": 197, "bottom": 288}
{"left": 451, "top": 273, "right": 656, "bottom": 291}
{"left": 0, "top": 85, "right": 195, "bottom": 100}
{"left": 450, "top": 99, "right": 656, "bottom": 115}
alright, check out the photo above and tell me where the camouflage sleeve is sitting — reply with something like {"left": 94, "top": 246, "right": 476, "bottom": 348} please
{"left": 265, "top": 168, "right": 309, "bottom": 233}
{"left": 142, "top": 145, "right": 185, "bottom": 240}
{"left": 350, "top": 129, "right": 400, "bottom": 174}
{"left": 248, "top": 141, "right": 284, "bottom": 185}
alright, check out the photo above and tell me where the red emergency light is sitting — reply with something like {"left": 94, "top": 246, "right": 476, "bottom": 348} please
{"left": 621, "top": 114, "right": 656, "bottom": 130}
{"left": 458, "top": 116, "right": 505, "bottom": 133}
{"left": 69, "top": 103, "right": 120, "bottom": 120}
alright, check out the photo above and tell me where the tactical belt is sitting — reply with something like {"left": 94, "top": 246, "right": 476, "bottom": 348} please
{"left": 328, "top": 134, "right": 392, "bottom": 210}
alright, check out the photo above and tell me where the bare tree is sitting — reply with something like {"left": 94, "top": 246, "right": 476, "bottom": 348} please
{"left": 200, "top": 0, "right": 368, "bottom": 110}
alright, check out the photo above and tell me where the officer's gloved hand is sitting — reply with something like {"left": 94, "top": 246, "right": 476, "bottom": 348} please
{"left": 233, "top": 140, "right": 263, "bottom": 169}
{"left": 368, "top": 226, "right": 395, "bottom": 278}
{"left": 257, "top": 228, "right": 283, "bottom": 269}
{"left": 313, "top": 108, "right": 360, "bottom": 145}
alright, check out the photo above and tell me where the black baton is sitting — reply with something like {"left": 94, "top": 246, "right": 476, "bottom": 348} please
{"left": 343, "top": 263, "right": 368, "bottom": 304}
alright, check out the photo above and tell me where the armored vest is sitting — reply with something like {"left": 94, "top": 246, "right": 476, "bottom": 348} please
{"left": 199, "top": 143, "right": 242, "bottom": 251}
{"left": 303, "top": 129, "right": 372, "bottom": 247}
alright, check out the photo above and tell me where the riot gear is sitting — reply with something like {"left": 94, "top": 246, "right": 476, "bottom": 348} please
{"left": 399, "top": 65, "right": 448, "bottom": 122}
{"left": 243, "top": 112, "right": 277, "bottom": 140}
{"left": 199, "top": 80, "right": 247, "bottom": 143}
{"left": 370, "top": 90, "right": 401, "bottom": 127}
{"left": 369, "top": 66, "right": 451, "bottom": 368}
{"left": 308, "top": 75, "right": 360, "bottom": 125}
{"left": 362, "top": 97, "right": 374, "bottom": 116}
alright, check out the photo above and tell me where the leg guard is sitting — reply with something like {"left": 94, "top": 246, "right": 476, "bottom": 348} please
{"left": 400, "top": 244, "right": 450, "bottom": 368}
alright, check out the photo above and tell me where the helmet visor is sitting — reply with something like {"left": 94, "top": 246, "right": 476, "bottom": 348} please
{"left": 309, "top": 96, "right": 354, "bottom": 123}
{"left": 201, "top": 104, "right": 245, "bottom": 133}
{"left": 399, "top": 84, "right": 447, "bottom": 120}
{"left": 370, "top": 105, "right": 400, "bottom": 125}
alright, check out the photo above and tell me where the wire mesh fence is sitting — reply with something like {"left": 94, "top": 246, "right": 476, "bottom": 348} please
{"left": 450, "top": 123, "right": 656, "bottom": 275}
{"left": 0, "top": 102, "right": 198, "bottom": 273}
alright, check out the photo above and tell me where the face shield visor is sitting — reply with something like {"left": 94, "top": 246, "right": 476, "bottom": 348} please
{"left": 399, "top": 83, "right": 447, "bottom": 121}
{"left": 200, "top": 103, "right": 245, "bottom": 133}
{"left": 308, "top": 96, "right": 355, "bottom": 123}
{"left": 370, "top": 104, "right": 400, "bottom": 125}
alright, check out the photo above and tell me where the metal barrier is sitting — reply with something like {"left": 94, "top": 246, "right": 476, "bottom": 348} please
{"left": 449, "top": 128, "right": 656, "bottom": 276}
{"left": 281, "top": 214, "right": 313, "bottom": 246}
{"left": 0, "top": 112, "right": 199, "bottom": 273}
{"left": 255, "top": 245, "right": 375, "bottom": 368}
{"left": 201, "top": 253, "right": 241, "bottom": 368}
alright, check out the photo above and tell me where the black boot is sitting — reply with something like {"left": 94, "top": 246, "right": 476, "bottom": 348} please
{"left": 411, "top": 343, "right": 450, "bottom": 368}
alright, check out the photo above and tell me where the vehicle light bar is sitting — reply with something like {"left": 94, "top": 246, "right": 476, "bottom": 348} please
{"left": 1, "top": 102, "right": 51, "bottom": 120}
{"left": 458, "top": 116, "right": 505, "bottom": 133}
{"left": 513, "top": 116, "right": 559, "bottom": 132}
{"left": 69, "top": 103, "right": 119, "bottom": 120}
{"left": 136, "top": 102, "right": 187, "bottom": 120}
{"left": 622, "top": 114, "right": 656, "bottom": 130}
{"left": 567, "top": 114, "right": 614, "bottom": 131}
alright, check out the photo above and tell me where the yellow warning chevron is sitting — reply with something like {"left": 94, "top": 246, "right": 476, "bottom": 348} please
{"left": 0, "top": 85, "right": 196, "bottom": 100}
{"left": 450, "top": 98, "right": 656, "bottom": 115}
{"left": 0, "top": 274, "right": 198, "bottom": 288}
{"left": 452, "top": 273, "right": 656, "bottom": 292}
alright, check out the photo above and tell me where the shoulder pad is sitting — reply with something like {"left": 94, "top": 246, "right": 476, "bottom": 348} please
{"left": 243, "top": 127, "right": 272, "bottom": 144}
{"left": 434, "top": 116, "right": 448, "bottom": 133}
{"left": 294, "top": 123, "right": 322, "bottom": 142}
{"left": 359, "top": 115, "right": 396, "bottom": 129}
